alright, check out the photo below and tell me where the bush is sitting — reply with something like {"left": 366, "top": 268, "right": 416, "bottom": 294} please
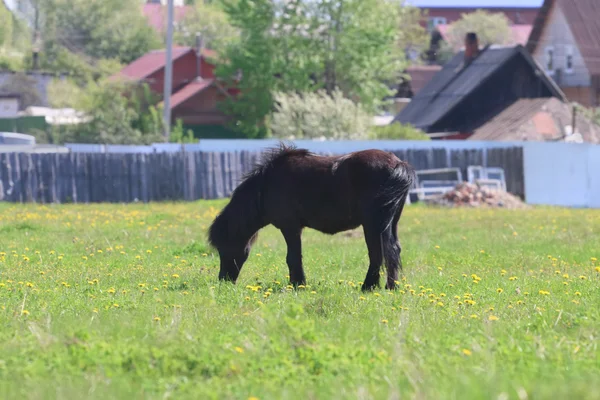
{"left": 368, "top": 122, "right": 430, "bottom": 140}
{"left": 269, "top": 89, "right": 373, "bottom": 140}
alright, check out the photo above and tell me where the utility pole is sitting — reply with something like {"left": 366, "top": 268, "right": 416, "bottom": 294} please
{"left": 163, "top": 0, "right": 175, "bottom": 142}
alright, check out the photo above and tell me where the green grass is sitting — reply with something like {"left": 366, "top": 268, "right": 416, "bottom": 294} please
{"left": 0, "top": 201, "right": 599, "bottom": 400}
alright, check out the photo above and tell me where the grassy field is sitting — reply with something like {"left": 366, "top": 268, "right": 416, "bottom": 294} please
{"left": 0, "top": 201, "right": 599, "bottom": 400}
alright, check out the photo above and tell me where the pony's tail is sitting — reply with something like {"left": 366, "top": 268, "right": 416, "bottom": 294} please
{"left": 376, "top": 160, "right": 415, "bottom": 233}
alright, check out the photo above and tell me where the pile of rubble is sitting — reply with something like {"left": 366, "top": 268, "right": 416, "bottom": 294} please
{"left": 426, "top": 182, "right": 527, "bottom": 209}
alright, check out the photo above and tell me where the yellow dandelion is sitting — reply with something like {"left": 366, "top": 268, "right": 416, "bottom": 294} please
{"left": 575, "top": 291, "right": 581, "bottom": 296}
{"left": 462, "top": 349, "right": 472, "bottom": 356}
{"left": 539, "top": 290, "right": 550, "bottom": 295}
{"left": 488, "top": 315, "right": 499, "bottom": 321}
{"left": 509, "top": 276, "right": 518, "bottom": 281}
{"left": 381, "top": 319, "right": 388, "bottom": 324}
{"left": 172, "top": 274, "right": 180, "bottom": 279}
{"left": 22, "top": 310, "right": 30, "bottom": 316}
{"left": 497, "top": 288, "right": 503, "bottom": 294}
{"left": 436, "top": 302, "right": 444, "bottom": 307}
{"left": 470, "top": 314, "right": 479, "bottom": 319}
{"left": 153, "top": 317, "right": 161, "bottom": 322}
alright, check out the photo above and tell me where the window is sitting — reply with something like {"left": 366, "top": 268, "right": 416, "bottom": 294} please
{"left": 565, "top": 45, "right": 574, "bottom": 74}
{"left": 545, "top": 46, "right": 554, "bottom": 74}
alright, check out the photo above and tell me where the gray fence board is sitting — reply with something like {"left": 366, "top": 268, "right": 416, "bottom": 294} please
{"left": 0, "top": 147, "right": 525, "bottom": 203}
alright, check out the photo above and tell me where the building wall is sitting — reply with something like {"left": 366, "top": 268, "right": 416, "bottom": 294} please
{"left": 172, "top": 86, "right": 230, "bottom": 125}
{"left": 561, "top": 86, "right": 593, "bottom": 107}
{"left": 531, "top": 4, "right": 591, "bottom": 89}
{"left": 0, "top": 72, "right": 63, "bottom": 107}
{"left": 0, "top": 98, "right": 19, "bottom": 118}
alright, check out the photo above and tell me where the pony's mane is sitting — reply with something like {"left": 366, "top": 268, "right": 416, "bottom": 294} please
{"left": 245, "top": 142, "right": 312, "bottom": 180}
{"left": 208, "top": 142, "right": 311, "bottom": 250}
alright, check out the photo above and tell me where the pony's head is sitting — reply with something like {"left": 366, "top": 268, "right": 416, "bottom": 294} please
{"left": 208, "top": 213, "right": 258, "bottom": 282}
{"left": 207, "top": 173, "right": 264, "bottom": 283}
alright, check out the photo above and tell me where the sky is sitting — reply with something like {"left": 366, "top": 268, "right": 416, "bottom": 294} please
{"left": 405, "top": 0, "right": 544, "bottom": 7}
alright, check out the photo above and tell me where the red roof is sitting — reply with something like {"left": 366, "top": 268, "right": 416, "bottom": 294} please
{"left": 437, "top": 24, "right": 533, "bottom": 48}
{"left": 168, "top": 79, "right": 215, "bottom": 109}
{"left": 113, "top": 46, "right": 217, "bottom": 82}
{"left": 526, "top": 0, "right": 600, "bottom": 75}
{"left": 143, "top": 4, "right": 190, "bottom": 33}
{"left": 406, "top": 65, "right": 442, "bottom": 95}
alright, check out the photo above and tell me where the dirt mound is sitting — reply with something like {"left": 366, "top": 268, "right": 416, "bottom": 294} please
{"left": 425, "top": 182, "right": 527, "bottom": 209}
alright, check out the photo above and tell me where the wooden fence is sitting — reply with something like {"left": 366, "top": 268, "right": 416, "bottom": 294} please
{"left": 0, "top": 147, "right": 524, "bottom": 203}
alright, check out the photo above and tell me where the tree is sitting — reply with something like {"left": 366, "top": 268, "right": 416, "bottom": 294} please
{"left": 17, "top": 0, "right": 160, "bottom": 82}
{"left": 269, "top": 89, "right": 373, "bottom": 140}
{"left": 444, "top": 10, "right": 513, "bottom": 51}
{"left": 173, "top": 1, "right": 240, "bottom": 49}
{"left": 215, "top": 0, "right": 279, "bottom": 138}
{"left": 0, "top": 3, "right": 14, "bottom": 48}
{"left": 216, "top": 0, "right": 412, "bottom": 137}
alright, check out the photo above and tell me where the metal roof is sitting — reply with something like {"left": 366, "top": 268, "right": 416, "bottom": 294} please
{"left": 392, "top": 44, "right": 565, "bottom": 132}
{"left": 113, "top": 47, "right": 217, "bottom": 82}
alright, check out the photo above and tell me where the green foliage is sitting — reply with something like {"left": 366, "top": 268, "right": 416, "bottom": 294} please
{"left": 216, "top": 0, "right": 410, "bottom": 138}
{"left": 51, "top": 81, "right": 164, "bottom": 145}
{"left": 369, "top": 122, "right": 431, "bottom": 140}
{"left": 0, "top": 52, "right": 24, "bottom": 70}
{"left": 1, "top": 203, "right": 600, "bottom": 398}
{"left": 169, "top": 119, "right": 196, "bottom": 144}
{"left": 0, "top": 3, "right": 14, "bottom": 47}
{"left": 174, "top": 1, "right": 240, "bottom": 49}
{"left": 574, "top": 102, "right": 600, "bottom": 126}
{"left": 19, "top": 0, "right": 159, "bottom": 81}
{"left": 46, "top": 78, "right": 89, "bottom": 109}
{"left": 270, "top": 89, "right": 373, "bottom": 139}
{"left": 445, "top": 10, "right": 513, "bottom": 50}
{"left": 215, "top": 0, "right": 278, "bottom": 138}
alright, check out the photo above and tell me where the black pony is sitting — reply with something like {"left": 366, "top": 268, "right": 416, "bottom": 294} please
{"left": 207, "top": 143, "right": 415, "bottom": 291}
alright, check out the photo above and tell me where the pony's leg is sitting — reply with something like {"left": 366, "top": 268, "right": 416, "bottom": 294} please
{"left": 383, "top": 225, "right": 401, "bottom": 290}
{"left": 281, "top": 228, "right": 306, "bottom": 286}
{"left": 384, "top": 204, "right": 405, "bottom": 290}
{"left": 361, "top": 223, "right": 384, "bottom": 291}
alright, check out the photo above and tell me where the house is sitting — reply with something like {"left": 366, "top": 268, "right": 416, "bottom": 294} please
{"left": 0, "top": 94, "right": 20, "bottom": 118}
{"left": 468, "top": 98, "right": 600, "bottom": 143}
{"left": 111, "top": 45, "right": 239, "bottom": 137}
{"left": 396, "top": 65, "right": 443, "bottom": 98}
{"left": 392, "top": 33, "right": 567, "bottom": 140}
{"left": 407, "top": 0, "right": 542, "bottom": 32}
{"left": 525, "top": 0, "right": 600, "bottom": 108}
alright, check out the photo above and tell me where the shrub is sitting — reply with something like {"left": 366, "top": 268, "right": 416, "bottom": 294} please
{"left": 269, "top": 89, "right": 373, "bottom": 140}
{"left": 369, "top": 122, "right": 430, "bottom": 140}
